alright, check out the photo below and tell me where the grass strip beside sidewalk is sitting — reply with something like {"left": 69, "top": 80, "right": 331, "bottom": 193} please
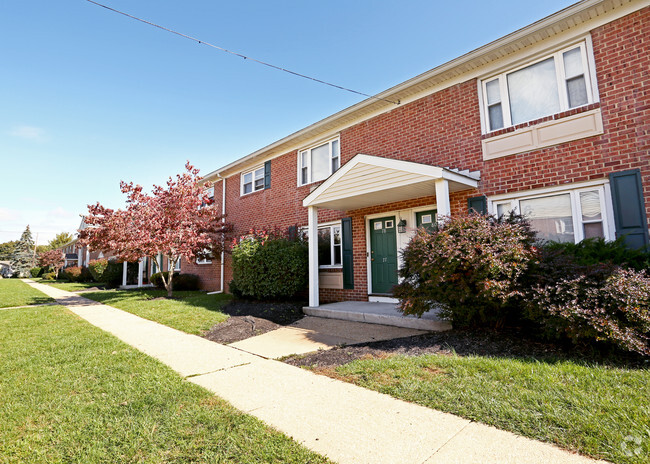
{"left": 80, "top": 289, "right": 231, "bottom": 335}
{"left": 0, "top": 279, "right": 55, "bottom": 308}
{"left": 0, "top": 305, "right": 329, "bottom": 464}
{"left": 326, "top": 353, "right": 649, "bottom": 464}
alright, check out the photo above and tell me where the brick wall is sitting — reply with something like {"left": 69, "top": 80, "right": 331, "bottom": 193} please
{"left": 207, "top": 7, "right": 650, "bottom": 299}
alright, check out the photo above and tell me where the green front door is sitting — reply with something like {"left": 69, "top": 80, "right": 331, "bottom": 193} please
{"left": 370, "top": 216, "right": 398, "bottom": 294}
{"left": 416, "top": 209, "right": 437, "bottom": 232}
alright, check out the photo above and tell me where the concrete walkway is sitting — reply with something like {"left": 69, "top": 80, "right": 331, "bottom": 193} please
{"left": 23, "top": 280, "right": 605, "bottom": 464}
{"left": 230, "top": 316, "right": 427, "bottom": 358}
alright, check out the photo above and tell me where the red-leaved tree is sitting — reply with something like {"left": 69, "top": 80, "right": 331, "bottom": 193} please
{"left": 38, "top": 249, "right": 65, "bottom": 278}
{"left": 78, "top": 162, "right": 231, "bottom": 297}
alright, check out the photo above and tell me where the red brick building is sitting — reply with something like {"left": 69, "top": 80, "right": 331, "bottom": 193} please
{"left": 181, "top": 0, "right": 650, "bottom": 308}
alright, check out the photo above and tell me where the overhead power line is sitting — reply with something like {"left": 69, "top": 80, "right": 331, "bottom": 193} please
{"left": 85, "top": 0, "right": 401, "bottom": 105}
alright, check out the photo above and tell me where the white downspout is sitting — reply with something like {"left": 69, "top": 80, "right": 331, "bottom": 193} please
{"left": 208, "top": 174, "right": 226, "bottom": 295}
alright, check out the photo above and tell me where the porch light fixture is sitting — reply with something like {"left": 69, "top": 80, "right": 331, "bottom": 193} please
{"left": 397, "top": 219, "right": 407, "bottom": 233}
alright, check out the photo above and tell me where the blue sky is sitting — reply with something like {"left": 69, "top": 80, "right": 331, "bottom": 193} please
{"left": 0, "top": 0, "right": 577, "bottom": 244}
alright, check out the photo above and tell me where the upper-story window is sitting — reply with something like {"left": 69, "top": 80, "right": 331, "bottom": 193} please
{"left": 298, "top": 138, "right": 340, "bottom": 185}
{"left": 241, "top": 166, "right": 265, "bottom": 195}
{"left": 481, "top": 41, "right": 596, "bottom": 132}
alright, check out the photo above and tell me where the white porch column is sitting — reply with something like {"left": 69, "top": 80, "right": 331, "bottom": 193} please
{"left": 435, "top": 178, "right": 451, "bottom": 223}
{"left": 307, "top": 205, "right": 319, "bottom": 308}
{"left": 122, "top": 261, "right": 128, "bottom": 287}
{"left": 137, "top": 259, "right": 143, "bottom": 287}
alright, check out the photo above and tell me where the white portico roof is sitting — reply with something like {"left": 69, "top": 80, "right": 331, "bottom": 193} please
{"left": 302, "top": 154, "right": 479, "bottom": 211}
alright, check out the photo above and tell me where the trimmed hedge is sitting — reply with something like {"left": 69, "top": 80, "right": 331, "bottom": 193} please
{"left": 395, "top": 213, "right": 537, "bottom": 328}
{"left": 230, "top": 229, "right": 308, "bottom": 300}
{"left": 150, "top": 272, "right": 200, "bottom": 291}
{"left": 29, "top": 267, "right": 43, "bottom": 278}
{"left": 88, "top": 258, "right": 109, "bottom": 282}
{"left": 395, "top": 213, "right": 650, "bottom": 356}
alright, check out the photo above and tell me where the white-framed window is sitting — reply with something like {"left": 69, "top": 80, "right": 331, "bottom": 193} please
{"left": 196, "top": 248, "right": 212, "bottom": 265}
{"left": 301, "top": 222, "right": 342, "bottom": 268}
{"left": 298, "top": 138, "right": 340, "bottom": 186}
{"left": 241, "top": 166, "right": 265, "bottom": 195}
{"left": 492, "top": 185, "right": 611, "bottom": 244}
{"left": 169, "top": 258, "right": 181, "bottom": 272}
{"left": 480, "top": 40, "right": 597, "bottom": 133}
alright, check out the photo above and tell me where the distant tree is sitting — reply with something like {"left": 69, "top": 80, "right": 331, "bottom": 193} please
{"left": 38, "top": 249, "right": 65, "bottom": 278}
{"left": 48, "top": 232, "right": 75, "bottom": 250}
{"left": 0, "top": 241, "right": 17, "bottom": 261}
{"left": 79, "top": 162, "right": 231, "bottom": 297}
{"left": 35, "top": 245, "right": 50, "bottom": 254}
{"left": 11, "top": 226, "right": 35, "bottom": 277}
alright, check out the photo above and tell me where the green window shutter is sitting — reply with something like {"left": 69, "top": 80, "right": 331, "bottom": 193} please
{"left": 342, "top": 217, "right": 354, "bottom": 289}
{"left": 468, "top": 195, "right": 487, "bottom": 214}
{"left": 264, "top": 161, "right": 271, "bottom": 189}
{"left": 609, "top": 169, "right": 649, "bottom": 249}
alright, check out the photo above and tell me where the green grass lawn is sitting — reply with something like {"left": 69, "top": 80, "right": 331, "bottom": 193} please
{"left": 325, "top": 354, "right": 650, "bottom": 464}
{"left": 81, "top": 289, "right": 231, "bottom": 335}
{"left": 34, "top": 278, "right": 106, "bottom": 292}
{"left": 0, "top": 305, "right": 329, "bottom": 464}
{"left": 0, "top": 279, "right": 55, "bottom": 308}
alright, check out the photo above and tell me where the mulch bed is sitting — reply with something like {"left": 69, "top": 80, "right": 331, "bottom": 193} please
{"left": 202, "top": 299, "right": 306, "bottom": 344}
{"left": 283, "top": 328, "right": 648, "bottom": 369}
{"left": 200, "top": 299, "right": 647, "bottom": 368}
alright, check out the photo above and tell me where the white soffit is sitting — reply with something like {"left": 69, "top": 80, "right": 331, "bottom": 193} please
{"left": 302, "top": 154, "right": 479, "bottom": 211}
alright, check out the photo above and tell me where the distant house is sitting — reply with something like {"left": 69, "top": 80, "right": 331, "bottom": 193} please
{"left": 170, "top": 0, "right": 650, "bottom": 308}
{"left": 0, "top": 261, "right": 13, "bottom": 278}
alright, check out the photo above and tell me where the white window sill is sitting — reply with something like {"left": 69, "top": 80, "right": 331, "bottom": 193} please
{"left": 319, "top": 265, "right": 342, "bottom": 270}
{"left": 482, "top": 108, "right": 603, "bottom": 160}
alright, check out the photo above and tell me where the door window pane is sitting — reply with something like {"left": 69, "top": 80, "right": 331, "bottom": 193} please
{"left": 507, "top": 57, "right": 560, "bottom": 125}
{"left": 520, "top": 194, "right": 574, "bottom": 243}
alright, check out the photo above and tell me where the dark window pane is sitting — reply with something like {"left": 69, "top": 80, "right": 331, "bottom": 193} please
{"left": 583, "top": 222, "right": 604, "bottom": 239}
{"left": 318, "top": 229, "right": 331, "bottom": 266}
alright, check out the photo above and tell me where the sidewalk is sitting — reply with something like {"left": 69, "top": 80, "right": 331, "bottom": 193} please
{"left": 24, "top": 280, "right": 605, "bottom": 464}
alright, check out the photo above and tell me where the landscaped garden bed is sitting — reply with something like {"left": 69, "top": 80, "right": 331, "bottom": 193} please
{"left": 202, "top": 299, "right": 306, "bottom": 344}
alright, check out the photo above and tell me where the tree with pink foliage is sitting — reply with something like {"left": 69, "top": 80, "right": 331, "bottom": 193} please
{"left": 38, "top": 249, "right": 65, "bottom": 278}
{"left": 78, "top": 162, "right": 231, "bottom": 297}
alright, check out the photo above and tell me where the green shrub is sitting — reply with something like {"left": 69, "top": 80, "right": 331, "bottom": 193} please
{"left": 103, "top": 260, "right": 124, "bottom": 288}
{"left": 150, "top": 271, "right": 172, "bottom": 289}
{"left": 394, "top": 213, "right": 537, "bottom": 328}
{"left": 29, "top": 267, "right": 43, "bottom": 278}
{"left": 527, "top": 262, "right": 650, "bottom": 356}
{"left": 61, "top": 266, "right": 82, "bottom": 282}
{"left": 150, "top": 271, "right": 200, "bottom": 291}
{"left": 543, "top": 237, "right": 650, "bottom": 271}
{"left": 230, "top": 228, "right": 308, "bottom": 300}
{"left": 42, "top": 272, "right": 56, "bottom": 281}
{"left": 173, "top": 273, "right": 200, "bottom": 291}
{"left": 525, "top": 245, "right": 650, "bottom": 356}
{"left": 88, "top": 258, "right": 109, "bottom": 282}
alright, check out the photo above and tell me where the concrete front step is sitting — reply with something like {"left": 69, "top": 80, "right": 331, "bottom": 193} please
{"left": 303, "top": 301, "right": 451, "bottom": 331}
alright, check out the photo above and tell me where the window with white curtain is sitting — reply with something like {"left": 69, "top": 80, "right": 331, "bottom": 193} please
{"left": 298, "top": 138, "right": 340, "bottom": 185}
{"left": 493, "top": 186, "right": 609, "bottom": 244}
{"left": 481, "top": 41, "right": 595, "bottom": 132}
